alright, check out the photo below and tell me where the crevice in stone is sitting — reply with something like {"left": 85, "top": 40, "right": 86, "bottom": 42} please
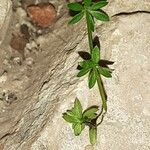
{"left": 0, "top": 132, "right": 15, "bottom": 141}
{"left": 112, "top": 10, "right": 150, "bottom": 17}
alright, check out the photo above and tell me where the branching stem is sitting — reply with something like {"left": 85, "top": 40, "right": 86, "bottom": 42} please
{"left": 85, "top": 10, "right": 107, "bottom": 113}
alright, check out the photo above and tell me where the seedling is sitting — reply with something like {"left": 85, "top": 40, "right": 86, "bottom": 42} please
{"left": 63, "top": 98, "right": 99, "bottom": 145}
{"left": 63, "top": 0, "right": 113, "bottom": 145}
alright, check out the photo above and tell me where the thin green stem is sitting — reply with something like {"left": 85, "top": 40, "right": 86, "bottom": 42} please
{"left": 95, "top": 69, "right": 107, "bottom": 112}
{"left": 85, "top": 10, "right": 93, "bottom": 53}
{"left": 85, "top": 10, "right": 107, "bottom": 113}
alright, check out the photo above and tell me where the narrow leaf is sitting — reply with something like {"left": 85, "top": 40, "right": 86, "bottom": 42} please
{"left": 83, "top": 106, "right": 99, "bottom": 119}
{"left": 77, "top": 67, "right": 90, "bottom": 77}
{"left": 79, "top": 60, "right": 90, "bottom": 69}
{"left": 74, "top": 98, "right": 83, "bottom": 118}
{"left": 62, "top": 113, "right": 80, "bottom": 123}
{"left": 89, "top": 127, "right": 97, "bottom": 145}
{"left": 88, "top": 69, "right": 97, "bottom": 89}
{"left": 98, "top": 67, "right": 112, "bottom": 78}
{"left": 78, "top": 51, "right": 91, "bottom": 60}
{"left": 69, "top": 11, "right": 84, "bottom": 24}
{"left": 68, "top": 3, "right": 83, "bottom": 11}
{"left": 92, "top": 46, "right": 100, "bottom": 63}
{"left": 66, "top": 110, "right": 75, "bottom": 117}
{"left": 91, "top": 11, "right": 109, "bottom": 21}
{"left": 74, "top": 123, "right": 82, "bottom": 136}
{"left": 79, "top": 60, "right": 95, "bottom": 69}
{"left": 84, "top": 0, "right": 92, "bottom": 6}
{"left": 81, "top": 123, "right": 85, "bottom": 131}
{"left": 91, "top": 1, "right": 108, "bottom": 10}
{"left": 89, "top": 14, "right": 95, "bottom": 32}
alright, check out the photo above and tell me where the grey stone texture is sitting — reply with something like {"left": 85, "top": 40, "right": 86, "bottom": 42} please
{"left": 0, "top": 0, "right": 12, "bottom": 45}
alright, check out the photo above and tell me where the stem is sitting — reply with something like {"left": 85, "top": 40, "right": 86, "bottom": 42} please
{"left": 97, "top": 114, "right": 105, "bottom": 126}
{"left": 85, "top": 10, "right": 93, "bottom": 53}
{"left": 95, "top": 69, "right": 107, "bottom": 112}
{"left": 85, "top": 10, "right": 107, "bottom": 113}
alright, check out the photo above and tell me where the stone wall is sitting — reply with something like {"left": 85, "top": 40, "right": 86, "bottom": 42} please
{"left": 0, "top": 0, "right": 150, "bottom": 150}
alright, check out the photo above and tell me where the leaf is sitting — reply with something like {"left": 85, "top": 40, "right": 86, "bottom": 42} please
{"left": 89, "top": 14, "right": 95, "bottom": 32}
{"left": 79, "top": 60, "right": 95, "bottom": 69}
{"left": 91, "top": 11, "right": 109, "bottom": 21}
{"left": 66, "top": 110, "right": 75, "bottom": 117}
{"left": 77, "top": 67, "right": 91, "bottom": 77}
{"left": 88, "top": 69, "right": 97, "bottom": 89}
{"left": 74, "top": 123, "right": 82, "bottom": 136}
{"left": 89, "top": 127, "right": 97, "bottom": 145}
{"left": 84, "top": 0, "right": 92, "bottom": 6}
{"left": 78, "top": 51, "right": 91, "bottom": 60}
{"left": 68, "top": 2, "right": 83, "bottom": 11}
{"left": 62, "top": 113, "right": 80, "bottom": 123}
{"left": 83, "top": 106, "right": 99, "bottom": 119}
{"left": 98, "top": 67, "right": 112, "bottom": 78}
{"left": 91, "top": 46, "right": 100, "bottom": 63}
{"left": 79, "top": 60, "right": 90, "bottom": 69}
{"left": 91, "top": 1, "right": 108, "bottom": 10}
{"left": 69, "top": 11, "right": 84, "bottom": 24}
{"left": 74, "top": 98, "right": 83, "bottom": 118}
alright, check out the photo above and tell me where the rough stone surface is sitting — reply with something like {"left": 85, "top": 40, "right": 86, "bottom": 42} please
{"left": 0, "top": 0, "right": 12, "bottom": 45}
{"left": 29, "top": 13, "right": 150, "bottom": 150}
{"left": 0, "top": 0, "right": 150, "bottom": 150}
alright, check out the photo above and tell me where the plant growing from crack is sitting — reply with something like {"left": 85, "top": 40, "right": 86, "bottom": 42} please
{"left": 63, "top": 0, "right": 114, "bottom": 145}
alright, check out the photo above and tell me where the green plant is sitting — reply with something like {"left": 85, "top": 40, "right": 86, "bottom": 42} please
{"left": 63, "top": 98, "right": 100, "bottom": 145}
{"left": 63, "top": 0, "right": 113, "bottom": 145}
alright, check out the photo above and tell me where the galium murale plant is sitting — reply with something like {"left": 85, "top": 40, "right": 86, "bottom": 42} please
{"left": 62, "top": 0, "right": 114, "bottom": 145}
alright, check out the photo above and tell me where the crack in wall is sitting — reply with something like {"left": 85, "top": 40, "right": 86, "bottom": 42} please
{"left": 112, "top": 10, "right": 150, "bottom": 17}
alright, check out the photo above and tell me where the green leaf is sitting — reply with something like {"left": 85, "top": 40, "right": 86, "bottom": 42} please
{"left": 88, "top": 69, "right": 97, "bottom": 89}
{"left": 91, "top": 46, "right": 100, "bottom": 63}
{"left": 84, "top": 0, "right": 92, "bottom": 6}
{"left": 62, "top": 113, "right": 80, "bottom": 123}
{"left": 91, "top": 11, "right": 109, "bottom": 21}
{"left": 79, "top": 60, "right": 96, "bottom": 69}
{"left": 74, "top": 123, "right": 82, "bottom": 136}
{"left": 74, "top": 98, "right": 83, "bottom": 118}
{"left": 79, "top": 60, "right": 90, "bottom": 69}
{"left": 89, "top": 14, "right": 95, "bottom": 32}
{"left": 77, "top": 67, "right": 91, "bottom": 77}
{"left": 83, "top": 106, "right": 99, "bottom": 119}
{"left": 98, "top": 67, "right": 112, "bottom": 78}
{"left": 89, "top": 127, "right": 97, "bottom": 145}
{"left": 69, "top": 11, "right": 84, "bottom": 24}
{"left": 66, "top": 110, "right": 75, "bottom": 117}
{"left": 68, "top": 2, "right": 84, "bottom": 11}
{"left": 91, "top": 1, "right": 108, "bottom": 10}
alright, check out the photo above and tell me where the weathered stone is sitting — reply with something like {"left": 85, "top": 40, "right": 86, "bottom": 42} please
{"left": 0, "top": 0, "right": 150, "bottom": 150}
{"left": 28, "top": 13, "right": 150, "bottom": 150}
{"left": 0, "top": 0, "right": 12, "bottom": 45}
{"left": 106, "top": 0, "right": 150, "bottom": 15}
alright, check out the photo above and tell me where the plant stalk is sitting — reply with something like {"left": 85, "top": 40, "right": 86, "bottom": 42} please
{"left": 95, "top": 70, "right": 107, "bottom": 112}
{"left": 85, "top": 10, "right": 107, "bottom": 113}
{"left": 85, "top": 10, "right": 93, "bottom": 53}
